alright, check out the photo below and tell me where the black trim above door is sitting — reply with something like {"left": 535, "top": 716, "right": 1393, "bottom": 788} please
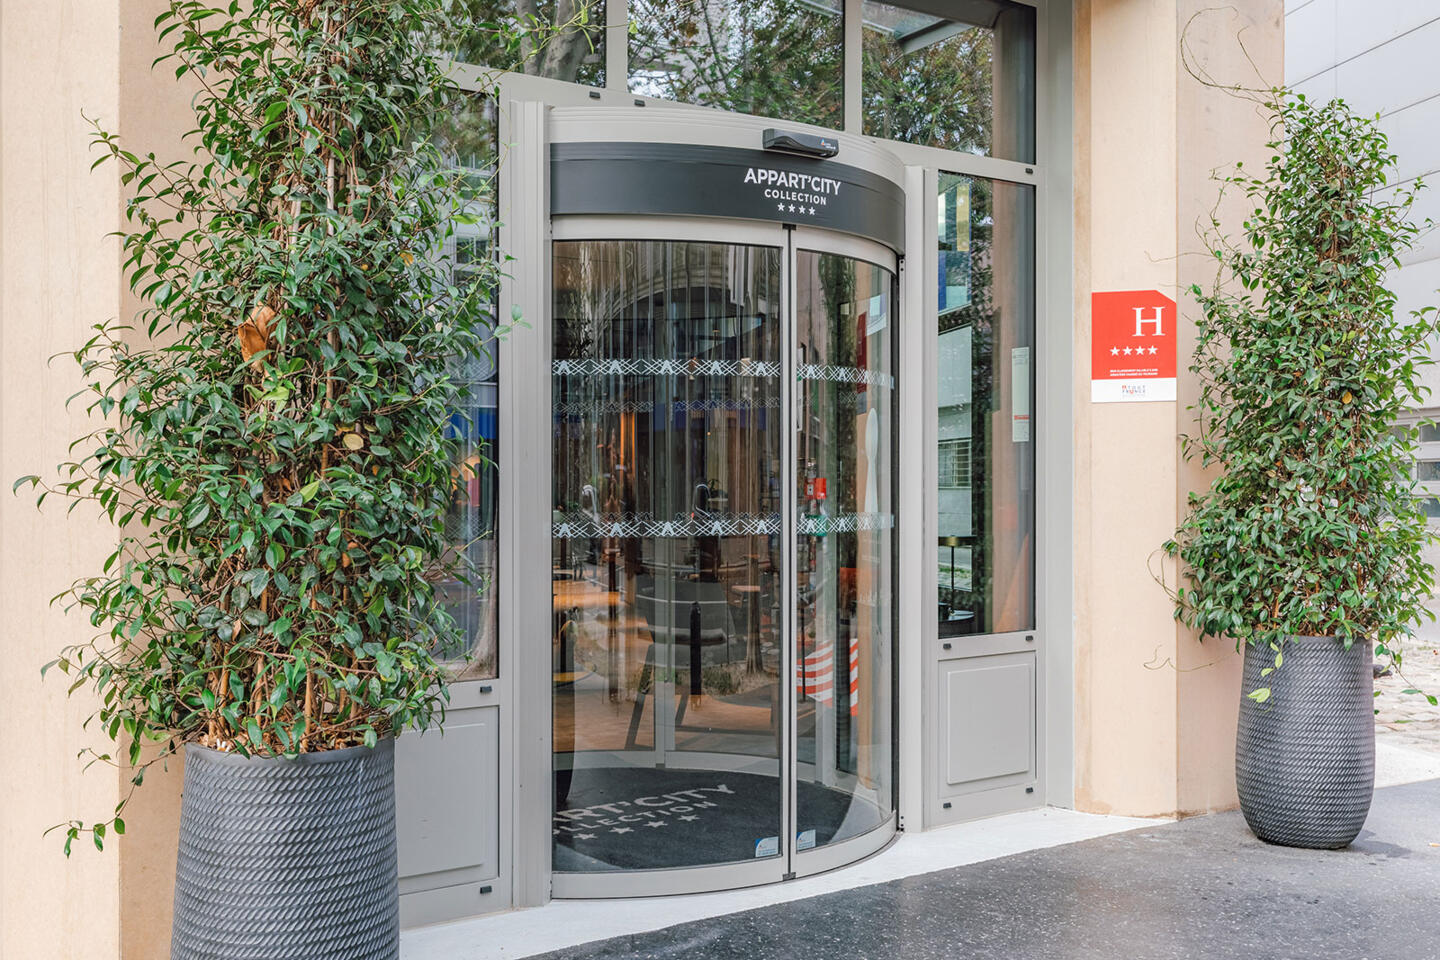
{"left": 550, "top": 142, "right": 907, "bottom": 254}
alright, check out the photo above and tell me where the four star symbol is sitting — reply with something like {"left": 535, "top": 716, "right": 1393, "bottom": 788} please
{"left": 1111, "top": 344, "right": 1163, "bottom": 357}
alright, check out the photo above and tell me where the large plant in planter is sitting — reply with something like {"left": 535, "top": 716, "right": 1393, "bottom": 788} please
{"left": 17, "top": 1, "right": 509, "bottom": 955}
{"left": 1165, "top": 90, "right": 1438, "bottom": 849}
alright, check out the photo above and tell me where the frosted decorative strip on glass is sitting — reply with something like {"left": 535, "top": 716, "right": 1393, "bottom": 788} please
{"left": 552, "top": 357, "right": 781, "bottom": 378}
{"left": 551, "top": 511, "right": 781, "bottom": 539}
{"left": 796, "top": 363, "right": 895, "bottom": 390}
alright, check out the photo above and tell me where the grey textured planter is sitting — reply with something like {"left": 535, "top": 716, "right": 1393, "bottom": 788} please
{"left": 171, "top": 739, "right": 398, "bottom": 960}
{"left": 1235, "top": 636, "right": 1374, "bottom": 849}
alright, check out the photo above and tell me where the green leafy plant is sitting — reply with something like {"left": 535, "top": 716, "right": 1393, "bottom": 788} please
{"left": 1164, "top": 89, "right": 1438, "bottom": 700}
{"left": 14, "top": 0, "right": 519, "bottom": 854}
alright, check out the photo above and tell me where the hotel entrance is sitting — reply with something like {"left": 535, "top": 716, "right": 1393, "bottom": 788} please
{"left": 550, "top": 221, "right": 898, "bottom": 894}
{"left": 395, "top": 0, "right": 1060, "bottom": 922}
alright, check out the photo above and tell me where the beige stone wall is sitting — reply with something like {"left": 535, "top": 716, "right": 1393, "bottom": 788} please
{"left": 2, "top": 2, "right": 125, "bottom": 957}
{"left": 2, "top": 2, "right": 190, "bottom": 956}
{"left": 1072, "top": 0, "right": 1284, "bottom": 818}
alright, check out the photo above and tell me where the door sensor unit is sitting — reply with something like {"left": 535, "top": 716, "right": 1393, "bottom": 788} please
{"left": 763, "top": 128, "right": 839, "bottom": 159}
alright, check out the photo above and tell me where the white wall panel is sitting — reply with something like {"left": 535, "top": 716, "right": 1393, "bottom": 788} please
{"left": 1378, "top": 94, "right": 1440, "bottom": 189}
{"left": 1283, "top": 0, "right": 1336, "bottom": 83}
{"left": 1390, "top": 259, "right": 1440, "bottom": 402}
{"left": 1333, "top": 0, "right": 1440, "bottom": 68}
{"left": 1328, "top": 20, "right": 1440, "bottom": 120}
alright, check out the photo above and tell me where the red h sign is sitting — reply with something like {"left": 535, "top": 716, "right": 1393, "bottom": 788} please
{"left": 1090, "top": 290, "right": 1177, "bottom": 402}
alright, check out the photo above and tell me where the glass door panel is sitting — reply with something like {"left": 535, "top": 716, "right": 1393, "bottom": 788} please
{"left": 552, "top": 239, "right": 786, "bottom": 873}
{"left": 936, "top": 173, "right": 1036, "bottom": 637}
{"left": 793, "top": 249, "right": 896, "bottom": 852}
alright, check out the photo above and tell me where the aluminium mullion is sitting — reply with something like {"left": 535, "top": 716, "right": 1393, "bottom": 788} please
{"left": 606, "top": 0, "right": 627, "bottom": 92}
{"left": 782, "top": 227, "right": 799, "bottom": 877}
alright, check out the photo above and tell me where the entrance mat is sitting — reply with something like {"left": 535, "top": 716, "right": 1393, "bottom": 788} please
{"left": 553, "top": 767, "right": 882, "bottom": 872}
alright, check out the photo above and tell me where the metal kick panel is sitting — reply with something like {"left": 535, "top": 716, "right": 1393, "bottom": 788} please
{"left": 941, "top": 653, "right": 1035, "bottom": 787}
{"left": 395, "top": 706, "right": 500, "bottom": 881}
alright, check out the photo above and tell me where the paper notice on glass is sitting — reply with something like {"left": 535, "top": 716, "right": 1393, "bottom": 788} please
{"left": 866, "top": 294, "right": 888, "bottom": 336}
{"left": 1012, "top": 346, "right": 1031, "bottom": 442}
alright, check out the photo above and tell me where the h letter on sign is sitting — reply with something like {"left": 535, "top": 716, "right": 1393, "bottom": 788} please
{"left": 1133, "top": 306, "right": 1164, "bottom": 338}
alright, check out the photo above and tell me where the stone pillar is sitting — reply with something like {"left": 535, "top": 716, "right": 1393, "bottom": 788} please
{"left": 2, "top": 2, "right": 192, "bottom": 956}
{"left": 1072, "top": 0, "right": 1284, "bottom": 818}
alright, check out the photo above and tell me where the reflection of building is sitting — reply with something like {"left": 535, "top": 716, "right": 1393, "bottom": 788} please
{"left": 1, "top": 1, "right": 1290, "bottom": 955}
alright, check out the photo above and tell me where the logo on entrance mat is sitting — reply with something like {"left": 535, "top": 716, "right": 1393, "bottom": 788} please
{"left": 552, "top": 784, "right": 733, "bottom": 838}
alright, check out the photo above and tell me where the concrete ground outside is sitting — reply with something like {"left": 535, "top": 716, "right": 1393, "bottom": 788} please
{"left": 515, "top": 643, "right": 1440, "bottom": 960}
{"left": 537, "top": 778, "right": 1440, "bottom": 960}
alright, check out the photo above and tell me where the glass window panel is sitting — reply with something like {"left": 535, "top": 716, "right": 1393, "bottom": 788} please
{"left": 861, "top": 0, "right": 1035, "bottom": 161}
{"left": 1419, "top": 460, "right": 1440, "bottom": 483}
{"left": 1421, "top": 423, "right": 1440, "bottom": 444}
{"left": 628, "top": 0, "right": 843, "bottom": 126}
{"left": 448, "top": 0, "right": 606, "bottom": 85}
{"left": 937, "top": 172, "right": 1035, "bottom": 637}
{"left": 433, "top": 95, "right": 501, "bottom": 681}
{"left": 1421, "top": 496, "right": 1440, "bottom": 520}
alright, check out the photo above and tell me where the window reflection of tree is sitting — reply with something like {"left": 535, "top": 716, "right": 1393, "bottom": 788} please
{"left": 449, "top": 0, "right": 606, "bottom": 85}
{"left": 939, "top": 175, "right": 994, "bottom": 632}
{"left": 862, "top": 16, "right": 993, "bottom": 153}
{"left": 628, "top": 0, "right": 843, "bottom": 126}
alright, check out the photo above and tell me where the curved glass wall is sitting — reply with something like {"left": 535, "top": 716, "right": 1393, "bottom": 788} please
{"left": 794, "top": 251, "right": 895, "bottom": 850}
{"left": 552, "top": 240, "right": 787, "bottom": 872}
{"left": 551, "top": 237, "right": 895, "bottom": 878}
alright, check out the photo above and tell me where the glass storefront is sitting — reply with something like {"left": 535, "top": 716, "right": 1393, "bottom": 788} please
{"left": 401, "top": 0, "right": 1046, "bottom": 913}
{"left": 861, "top": 0, "right": 1036, "bottom": 161}
{"left": 629, "top": 0, "right": 843, "bottom": 125}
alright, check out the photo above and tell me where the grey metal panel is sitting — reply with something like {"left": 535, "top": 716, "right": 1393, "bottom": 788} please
{"left": 1037, "top": 0, "right": 1074, "bottom": 811}
{"left": 550, "top": 142, "right": 907, "bottom": 253}
{"left": 395, "top": 707, "right": 500, "bottom": 881}
{"left": 941, "top": 656, "right": 1035, "bottom": 787}
{"left": 505, "top": 98, "right": 555, "bottom": 909}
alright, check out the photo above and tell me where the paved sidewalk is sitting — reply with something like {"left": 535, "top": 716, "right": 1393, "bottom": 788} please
{"left": 537, "top": 779, "right": 1440, "bottom": 960}
{"left": 1376, "top": 635, "right": 1440, "bottom": 750}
